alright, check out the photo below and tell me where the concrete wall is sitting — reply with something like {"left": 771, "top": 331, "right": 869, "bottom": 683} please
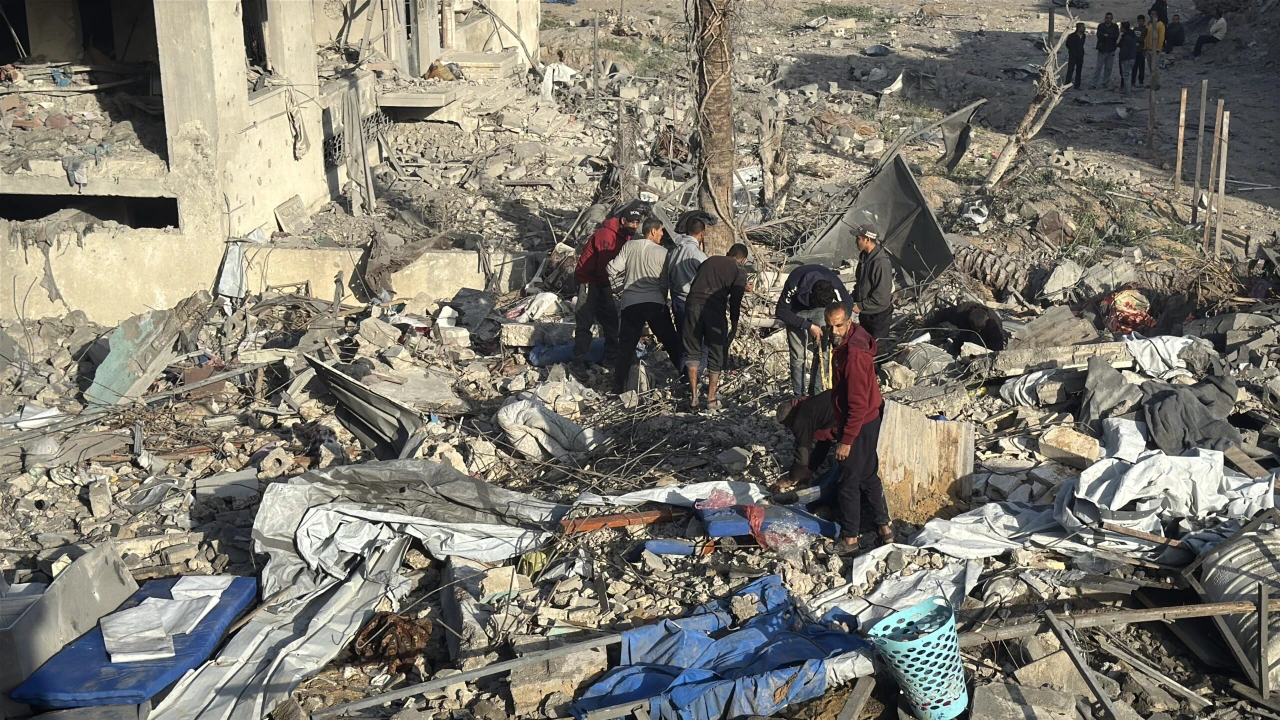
{"left": 24, "top": 0, "right": 81, "bottom": 61}
{"left": 452, "top": 0, "right": 538, "bottom": 65}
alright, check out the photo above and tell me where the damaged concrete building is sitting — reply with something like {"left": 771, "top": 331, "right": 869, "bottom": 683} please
{"left": 0, "top": 0, "right": 539, "bottom": 325}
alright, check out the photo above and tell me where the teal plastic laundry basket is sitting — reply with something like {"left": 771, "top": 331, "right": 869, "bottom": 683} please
{"left": 866, "top": 596, "right": 968, "bottom": 720}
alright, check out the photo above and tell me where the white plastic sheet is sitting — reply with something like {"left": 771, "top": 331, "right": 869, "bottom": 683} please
{"left": 999, "top": 369, "right": 1055, "bottom": 407}
{"left": 1123, "top": 334, "right": 1205, "bottom": 378}
{"left": 576, "top": 480, "right": 769, "bottom": 508}
{"left": 810, "top": 545, "right": 983, "bottom": 626}
{"left": 496, "top": 397, "right": 605, "bottom": 459}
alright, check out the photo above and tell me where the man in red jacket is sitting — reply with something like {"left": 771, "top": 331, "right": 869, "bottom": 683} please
{"left": 573, "top": 209, "right": 643, "bottom": 364}
{"left": 826, "top": 302, "right": 893, "bottom": 554}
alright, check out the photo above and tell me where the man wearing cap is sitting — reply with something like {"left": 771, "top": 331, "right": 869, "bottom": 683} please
{"left": 852, "top": 224, "right": 893, "bottom": 341}
{"left": 776, "top": 264, "right": 849, "bottom": 397}
{"left": 573, "top": 209, "right": 643, "bottom": 365}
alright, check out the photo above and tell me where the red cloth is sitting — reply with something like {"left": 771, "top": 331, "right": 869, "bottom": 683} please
{"left": 831, "top": 325, "right": 882, "bottom": 445}
{"left": 743, "top": 504, "right": 770, "bottom": 547}
{"left": 574, "top": 217, "right": 629, "bottom": 284}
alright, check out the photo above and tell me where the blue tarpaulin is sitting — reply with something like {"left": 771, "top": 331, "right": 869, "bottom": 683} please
{"left": 571, "top": 576, "right": 871, "bottom": 720}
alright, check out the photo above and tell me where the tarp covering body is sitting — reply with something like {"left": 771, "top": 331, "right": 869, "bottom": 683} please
{"left": 496, "top": 397, "right": 605, "bottom": 459}
{"left": 571, "top": 576, "right": 873, "bottom": 720}
{"left": 791, "top": 155, "right": 953, "bottom": 289}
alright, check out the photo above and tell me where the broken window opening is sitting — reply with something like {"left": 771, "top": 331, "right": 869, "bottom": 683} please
{"left": 242, "top": 0, "right": 275, "bottom": 93}
{"left": 78, "top": 0, "right": 116, "bottom": 59}
{"left": 0, "top": 0, "right": 30, "bottom": 65}
{"left": 0, "top": 194, "right": 179, "bottom": 230}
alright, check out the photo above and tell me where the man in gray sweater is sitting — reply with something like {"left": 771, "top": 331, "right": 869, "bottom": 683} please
{"left": 852, "top": 224, "right": 893, "bottom": 340}
{"left": 607, "top": 218, "right": 682, "bottom": 394}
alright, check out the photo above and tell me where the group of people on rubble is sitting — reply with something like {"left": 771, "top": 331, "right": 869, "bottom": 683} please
{"left": 571, "top": 206, "right": 902, "bottom": 555}
{"left": 1061, "top": 3, "right": 1227, "bottom": 91}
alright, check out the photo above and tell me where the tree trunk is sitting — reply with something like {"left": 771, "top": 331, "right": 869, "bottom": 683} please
{"left": 983, "top": 33, "right": 1069, "bottom": 190}
{"left": 694, "top": 0, "right": 734, "bottom": 255}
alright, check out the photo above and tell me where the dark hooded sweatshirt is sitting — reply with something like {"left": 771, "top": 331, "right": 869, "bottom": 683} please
{"left": 831, "top": 324, "right": 882, "bottom": 445}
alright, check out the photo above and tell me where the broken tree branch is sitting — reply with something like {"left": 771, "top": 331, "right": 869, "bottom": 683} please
{"left": 983, "top": 30, "right": 1072, "bottom": 189}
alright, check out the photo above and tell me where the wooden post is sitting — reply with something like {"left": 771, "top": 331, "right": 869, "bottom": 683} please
{"left": 592, "top": 12, "right": 600, "bottom": 102}
{"left": 1203, "top": 98, "right": 1224, "bottom": 253}
{"left": 1147, "top": 87, "right": 1155, "bottom": 149}
{"left": 1262, "top": 583, "right": 1271, "bottom": 700}
{"left": 441, "top": 0, "right": 455, "bottom": 50}
{"left": 1192, "top": 79, "right": 1208, "bottom": 221}
{"left": 1175, "top": 88, "right": 1187, "bottom": 191}
{"left": 1214, "top": 110, "right": 1230, "bottom": 258}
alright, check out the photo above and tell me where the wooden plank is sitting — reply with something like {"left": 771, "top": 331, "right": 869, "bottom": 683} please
{"left": 836, "top": 676, "right": 876, "bottom": 720}
{"left": 1225, "top": 445, "right": 1269, "bottom": 479}
{"left": 1214, "top": 111, "right": 1230, "bottom": 258}
{"left": 1099, "top": 521, "right": 1187, "bottom": 549}
{"left": 561, "top": 509, "right": 677, "bottom": 534}
{"left": 876, "top": 400, "right": 974, "bottom": 525}
{"left": 1175, "top": 87, "right": 1187, "bottom": 191}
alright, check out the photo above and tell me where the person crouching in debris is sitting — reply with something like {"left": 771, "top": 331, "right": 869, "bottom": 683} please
{"left": 608, "top": 218, "right": 683, "bottom": 395}
{"left": 774, "top": 390, "right": 836, "bottom": 490}
{"left": 851, "top": 224, "right": 893, "bottom": 342}
{"left": 826, "top": 302, "right": 893, "bottom": 554}
{"left": 776, "top": 264, "right": 848, "bottom": 397}
{"left": 573, "top": 208, "right": 643, "bottom": 367}
{"left": 682, "top": 243, "right": 749, "bottom": 411}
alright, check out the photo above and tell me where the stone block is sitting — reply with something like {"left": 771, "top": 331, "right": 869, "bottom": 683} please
{"left": 162, "top": 543, "right": 201, "bottom": 565}
{"left": 438, "top": 326, "right": 472, "bottom": 347}
{"left": 1028, "top": 462, "right": 1077, "bottom": 493}
{"left": 971, "top": 683, "right": 1077, "bottom": 720}
{"left": 717, "top": 446, "right": 751, "bottom": 471}
{"left": 1038, "top": 426, "right": 1101, "bottom": 469}
{"left": 507, "top": 635, "right": 607, "bottom": 716}
{"left": 478, "top": 566, "right": 532, "bottom": 602}
{"left": 441, "top": 557, "right": 498, "bottom": 670}
{"left": 358, "top": 317, "right": 401, "bottom": 349}
{"left": 1080, "top": 259, "right": 1135, "bottom": 297}
{"left": 88, "top": 477, "right": 113, "bottom": 519}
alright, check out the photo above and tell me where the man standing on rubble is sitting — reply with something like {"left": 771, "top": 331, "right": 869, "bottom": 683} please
{"left": 667, "top": 218, "right": 709, "bottom": 367}
{"left": 1132, "top": 15, "right": 1148, "bottom": 87}
{"left": 1091, "top": 13, "right": 1119, "bottom": 89}
{"left": 573, "top": 208, "right": 644, "bottom": 367}
{"left": 1118, "top": 21, "right": 1138, "bottom": 91}
{"left": 826, "top": 302, "right": 893, "bottom": 554}
{"left": 1144, "top": 11, "right": 1165, "bottom": 87}
{"left": 777, "top": 264, "right": 848, "bottom": 397}
{"left": 851, "top": 224, "right": 893, "bottom": 342}
{"left": 1065, "top": 23, "right": 1088, "bottom": 89}
{"left": 608, "top": 218, "right": 682, "bottom": 395}
{"left": 682, "top": 243, "right": 749, "bottom": 411}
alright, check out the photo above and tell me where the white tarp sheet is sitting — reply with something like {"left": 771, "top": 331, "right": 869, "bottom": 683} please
{"left": 576, "top": 481, "right": 769, "bottom": 508}
{"left": 809, "top": 544, "right": 983, "bottom": 627}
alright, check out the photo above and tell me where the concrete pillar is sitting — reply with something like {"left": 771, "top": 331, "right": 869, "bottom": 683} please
{"left": 24, "top": 0, "right": 82, "bottom": 61}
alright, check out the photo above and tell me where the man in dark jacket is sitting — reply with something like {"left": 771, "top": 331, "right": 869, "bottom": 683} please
{"left": 851, "top": 224, "right": 893, "bottom": 341}
{"left": 1091, "top": 13, "right": 1119, "bottom": 88}
{"left": 1132, "top": 16, "right": 1148, "bottom": 86}
{"left": 776, "top": 264, "right": 849, "bottom": 396}
{"left": 1118, "top": 21, "right": 1138, "bottom": 91}
{"left": 776, "top": 390, "right": 836, "bottom": 488}
{"left": 682, "top": 244, "right": 749, "bottom": 411}
{"left": 826, "top": 302, "right": 893, "bottom": 553}
{"left": 1165, "top": 14, "right": 1185, "bottom": 52}
{"left": 1148, "top": 0, "right": 1168, "bottom": 25}
{"left": 573, "top": 209, "right": 642, "bottom": 365}
{"left": 1065, "top": 23, "right": 1088, "bottom": 89}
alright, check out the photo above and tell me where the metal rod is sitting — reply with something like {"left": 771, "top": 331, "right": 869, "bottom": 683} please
{"left": 1045, "top": 610, "right": 1120, "bottom": 720}
{"left": 1175, "top": 87, "right": 1187, "bottom": 192}
{"left": 1263, "top": 583, "right": 1271, "bottom": 699}
{"left": 1192, "top": 80, "right": 1209, "bottom": 222}
{"left": 1214, "top": 110, "right": 1230, "bottom": 258}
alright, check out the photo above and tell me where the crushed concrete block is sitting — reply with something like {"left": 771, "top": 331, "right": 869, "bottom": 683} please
{"left": 256, "top": 446, "right": 294, "bottom": 479}
{"left": 717, "top": 446, "right": 751, "bottom": 471}
{"left": 1028, "top": 462, "right": 1077, "bottom": 492}
{"left": 878, "top": 361, "right": 916, "bottom": 390}
{"left": 619, "top": 86, "right": 640, "bottom": 100}
{"left": 971, "top": 683, "right": 1077, "bottom": 720}
{"left": 641, "top": 550, "right": 666, "bottom": 573}
{"left": 1038, "top": 426, "right": 1101, "bottom": 469}
{"left": 1005, "top": 483, "right": 1034, "bottom": 503}
{"left": 438, "top": 326, "right": 471, "bottom": 347}
{"left": 863, "top": 138, "right": 885, "bottom": 155}
{"left": 1124, "top": 672, "right": 1177, "bottom": 712}
{"left": 507, "top": 635, "right": 607, "bottom": 716}
{"left": 195, "top": 469, "right": 260, "bottom": 500}
{"left": 1041, "top": 259, "right": 1083, "bottom": 300}
{"left": 162, "top": 543, "right": 200, "bottom": 565}
{"left": 1007, "top": 305, "right": 1098, "bottom": 350}
{"left": 985, "top": 473, "right": 1026, "bottom": 499}
{"left": 1015, "top": 650, "right": 1121, "bottom": 699}
{"left": 478, "top": 566, "right": 532, "bottom": 602}
{"left": 88, "top": 477, "right": 113, "bottom": 519}
{"left": 1080, "top": 259, "right": 1135, "bottom": 297}
{"left": 358, "top": 317, "right": 401, "bottom": 350}
{"left": 441, "top": 558, "right": 498, "bottom": 670}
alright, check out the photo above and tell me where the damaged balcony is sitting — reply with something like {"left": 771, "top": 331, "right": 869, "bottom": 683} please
{"left": 0, "top": 0, "right": 169, "bottom": 199}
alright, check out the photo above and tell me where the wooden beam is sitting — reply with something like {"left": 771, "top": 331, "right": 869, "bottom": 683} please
{"left": 1175, "top": 87, "right": 1187, "bottom": 192}
{"left": 561, "top": 508, "right": 677, "bottom": 533}
{"left": 836, "top": 676, "right": 876, "bottom": 720}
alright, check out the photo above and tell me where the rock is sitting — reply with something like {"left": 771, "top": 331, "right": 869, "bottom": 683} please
{"left": 1005, "top": 483, "right": 1034, "bottom": 503}
{"left": 1009, "top": 633, "right": 1061, "bottom": 664}
{"left": 1124, "top": 672, "right": 1177, "bottom": 712}
{"left": 1034, "top": 210, "right": 1076, "bottom": 245}
{"left": 971, "top": 683, "right": 1077, "bottom": 720}
{"left": 863, "top": 138, "right": 886, "bottom": 156}
{"left": 1015, "top": 650, "right": 1120, "bottom": 699}
{"left": 985, "top": 473, "right": 1026, "bottom": 499}
{"left": 619, "top": 86, "right": 640, "bottom": 100}
{"left": 878, "top": 361, "right": 916, "bottom": 390}
{"left": 507, "top": 636, "right": 607, "bottom": 715}
{"left": 479, "top": 566, "right": 532, "bottom": 602}
{"left": 1042, "top": 260, "right": 1083, "bottom": 301}
{"left": 471, "top": 697, "right": 507, "bottom": 720}
{"left": 730, "top": 593, "right": 759, "bottom": 622}
{"left": 88, "top": 477, "right": 113, "bottom": 519}
{"left": 438, "top": 326, "right": 471, "bottom": 347}
{"left": 885, "top": 550, "right": 907, "bottom": 572}
{"left": 1028, "top": 462, "right": 1076, "bottom": 496}
{"left": 542, "top": 691, "right": 573, "bottom": 718}
{"left": 358, "top": 318, "right": 401, "bottom": 351}
{"left": 1038, "top": 426, "right": 1101, "bottom": 470}
{"left": 163, "top": 543, "right": 201, "bottom": 565}
{"left": 640, "top": 550, "right": 666, "bottom": 573}
{"left": 257, "top": 446, "right": 294, "bottom": 479}
{"left": 717, "top": 446, "right": 751, "bottom": 471}
{"left": 1080, "top": 260, "right": 1135, "bottom": 298}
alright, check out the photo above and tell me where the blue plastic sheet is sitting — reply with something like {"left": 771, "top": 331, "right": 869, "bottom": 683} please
{"left": 572, "top": 576, "right": 869, "bottom": 720}
{"left": 530, "top": 338, "right": 603, "bottom": 366}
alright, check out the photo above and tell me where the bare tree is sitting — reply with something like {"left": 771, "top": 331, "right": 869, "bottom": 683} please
{"left": 983, "top": 30, "right": 1072, "bottom": 189}
{"left": 693, "top": 0, "right": 735, "bottom": 254}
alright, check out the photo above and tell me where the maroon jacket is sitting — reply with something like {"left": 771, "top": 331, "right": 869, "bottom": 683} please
{"left": 831, "top": 324, "right": 882, "bottom": 444}
{"left": 574, "top": 218, "right": 629, "bottom": 285}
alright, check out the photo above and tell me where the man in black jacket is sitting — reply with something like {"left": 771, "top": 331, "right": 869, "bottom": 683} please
{"left": 1118, "top": 21, "right": 1138, "bottom": 91}
{"left": 852, "top": 224, "right": 894, "bottom": 341}
{"left": 1132, "top": 16, "right": 1148, "bottom": 86}
{"left": 1148, "top": 0, "right": 1168, "bottom": 25}
{"left": 776, "top": 264, "right": 849, "bottom": 396}
{"left": 1091, "top": 13, "right": 1120, "bottom": 88}
{"left": 1165, "top": 14, "right": 1186, "bottom": 52}
{"left": 1065, "top": 23, "right": 1088, "bottom": 89}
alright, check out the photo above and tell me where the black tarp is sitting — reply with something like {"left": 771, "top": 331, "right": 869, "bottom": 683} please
{"left": 790, "top": 155, "right": 953, "bottom": 288}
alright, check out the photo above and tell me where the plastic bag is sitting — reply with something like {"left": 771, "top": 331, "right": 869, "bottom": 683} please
{"left": 694, "top": 488, "right": 736, "bottom": 510}
{"left": 763, "top": 521, "right": 814, "bottom": 567}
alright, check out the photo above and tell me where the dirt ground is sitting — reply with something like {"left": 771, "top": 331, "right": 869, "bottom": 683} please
{"left": 540, "top": 0, "right": 1280, "bottom": 251}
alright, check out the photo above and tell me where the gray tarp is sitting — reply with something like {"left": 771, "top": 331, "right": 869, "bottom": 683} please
{"left": 151, "top": 460, "right": 567, "bottom": 720}
{"left": 791, "top": 155, "right": 953, "bottom": 288}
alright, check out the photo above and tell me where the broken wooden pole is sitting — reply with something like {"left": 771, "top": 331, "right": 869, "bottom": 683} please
{"left": 1262, "top": 583, "right": 1271, "bottom": 699}
{"left": 1175, "top": 87, "right": 1187, "bottom": 191}
{"left": 958, "top": 598, "right": 1280, "bottom": 649}
{"left": 1045, "top": 610, "right": 1121, "bottom": 720}
{"left": 836, "top": 676, "right": 876, "bottom": 720}
{"left": 1203, "top": 97, "right": 1224, "bottom": 253}
{"left": 1192, "top": 79, "right": 1208, "bottom": 222}
{"left": 1214, "top": 110, "right": 1230, "bottom": 259}
{"left": 1099, "top": 521, "right": 1187, "bottom": 549}
{"left": 694, "top": 0, "right": 736, "bottom": 254}
{"left": 593, "top": 12, "right": 601, "bottom": 102}
{"left": 561, "top": 508, "right": 678, "bottom": 533}
{"left": 1147, "top": 87, "right": 1155, "bottom": 149}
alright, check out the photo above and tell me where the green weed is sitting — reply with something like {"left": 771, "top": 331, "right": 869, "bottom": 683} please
{"left": 803, "top": 3, "right": 876, "bottom": 20}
